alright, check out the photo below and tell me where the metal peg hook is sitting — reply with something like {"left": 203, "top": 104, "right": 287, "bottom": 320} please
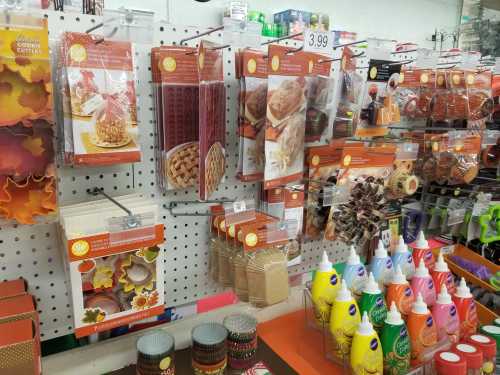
{"left": 167, "top": 198, "right": 235, "bottom": 217}
{"left": 332, "top": 39, "right": 367, "bottom": 50}
{"left": 318, "top": 51, "right": 365, "bottom": 64}
{"left": 180, "top": 25, "right": 224, "bottom": 45}
{"left": 88, "top": 187, "right": 138, "bottom": 228}
{"left": 260, "top": 32, "right": 304, "bottom": 46}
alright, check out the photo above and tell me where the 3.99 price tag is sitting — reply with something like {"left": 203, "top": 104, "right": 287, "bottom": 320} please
{"left": 303, "top": 29, "right": 333, "bottom": 55}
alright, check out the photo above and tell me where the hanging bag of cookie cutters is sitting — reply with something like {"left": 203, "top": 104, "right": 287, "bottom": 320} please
{"left": 197, "top": 41, "right": 226, "bottom": 200}
{"left": 0, "top": 10, "right": 57, "bottom": 225}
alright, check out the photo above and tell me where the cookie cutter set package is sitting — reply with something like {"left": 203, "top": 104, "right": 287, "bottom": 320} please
{"left": 0, "top": 13, "right": 57, "bottom": 225}
{"left": 59, "top": 195, "right": 165, "bottom": 338}
{"left": 57, "top": 32, "right": 140, "bottom": 166}
{"left": 236, "top": 49, "right": 267, "bottom": 182}
{"left": 152, "top": 41, "right": 226, "bottom": 200}
{"left": 324, "top": 144, "right": 396, "bottom": 246}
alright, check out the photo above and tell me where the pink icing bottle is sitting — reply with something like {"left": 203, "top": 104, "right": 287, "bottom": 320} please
{"left": 410, "top": 231, "right": 435, "bottom": 269}
{"left": 431, "top": 285, "right": 460, "bottom": 343}
{"left": 431, "top": 252, "right": 456, "bottom": 295}
{"left": 411, "top": 261, "right": 436, "bottom": 307}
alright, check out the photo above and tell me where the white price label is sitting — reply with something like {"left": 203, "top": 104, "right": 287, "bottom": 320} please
{"left": 233, "top": 200, "right": 246, "bottom": 213}
{"left": 303, "top": 29, "right": 333, "bottom": 55}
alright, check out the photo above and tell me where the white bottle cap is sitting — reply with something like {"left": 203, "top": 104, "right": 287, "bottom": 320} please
{"left": 347, "top": 245, "right": 361, "bottom": 266}
{"left": 454, "top": 277, "right": 472, "bottom": 299}
{"left": 391, "top": 265, "right": 407, "bottom": 285}
{"left": 357, "top": 311, "right": 375, "bottom": 335}
{"left": 385, "top": 301, "right": 404, "bottom": 325}
{"left": 436, "top": 285, "right": 452, "bottom": 305}
{"left": 412, "top": 293, "right": 429, "bottom": 314}
{"left": 374, "top": 241, "right": 388, "bottom": 258}
{"left": 318, "top": 251, "right": 333, "bottom": 272}
{"left": 363, "top": 272, "right": 381, "bottom": 294}
{"left": 414, "top": 260, "right": 430, "bottom": 278}
{"left": 433, "top": 252, "right": 449, "bottom": 273}
{"left": 336, "top": 279, "right": 354, "bottom": 302}
{"left": 414, "top": 231, "right": 429, "bottom": 249}
{"left": 395, "top": 235, "right": 408, "bottom": 254}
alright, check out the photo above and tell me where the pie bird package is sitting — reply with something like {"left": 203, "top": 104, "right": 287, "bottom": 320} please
{"left": 304, "top": 53, "right": 334, "bottom": 145}
{"left": 59, "top": 194, "right": 165, "bottom": 338}
{"left": 151, "top": 46, "right": 199, "bottom": 191}
{"left": 356, "top": 58, "right": 401, "bottom": 137}
{"left": 58, "top": 32, "right": 140, "bottom": 166}
{"left": 264, "top": 45, "right": 308, "bottom": 189}
{"left": 0, "top": 15, "right": 57, "bottom": 225}
{"left": 238, "top": 49, "right": 267, "bottom": 181}
{"left": 198, "top": 41, "right": 226, "bottom": 200}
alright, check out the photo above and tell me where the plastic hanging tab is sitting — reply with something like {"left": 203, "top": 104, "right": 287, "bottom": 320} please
{"left": 223, "top": 199, "right": 256, "bottom": 226}
{"left": 223, "top": 18, "right": 262, "bottom": 48}
{"left": 101, "top": 7, "right": 155, "bottom": 43}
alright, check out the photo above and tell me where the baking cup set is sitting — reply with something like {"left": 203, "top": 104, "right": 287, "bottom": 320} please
{"left": 136, "top": 330, "right": 175, "bottom": 375}
{"left": 192, "top": 323, "right": 228, "bottom": 375}
{"left": 223, "top": 314, "right": 258, "bottom": 370}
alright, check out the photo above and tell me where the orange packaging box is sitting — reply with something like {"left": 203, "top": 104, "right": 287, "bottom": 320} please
{"left": 0, "top": 294, "right": 41, "bottom": 374}
{"left": 0, "top": 318, "right": 40, "bottom": 375}
{"left": 0, "top": 278, "right": 27, "bottom": 300}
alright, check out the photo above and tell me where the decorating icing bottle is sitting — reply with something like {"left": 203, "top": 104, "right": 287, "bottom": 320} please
{"left": 343, "top": 246, "right": 368, "bottom": 299}
{"left": 410, "top": 261, "right": 436, "bottom": 307}
{"left": 386, "top": 265, "right": 415, "bottom": 316}
{"left": 370, "top": 241, "right": 393, "bottom": 286}
{"left": 452, "top": 277, "right": 478, "bottom": 339}
{"left": 391, "top": 235, "right": 415, "bottom": 279}
{"left": 380, "top": 302, "right": 410, "bottom": 375}
{"left": 329, "top": 279, "right": 361, "bottom": 359}
{"left": 410, "top": 231, "right": 435, "bottom": 269}
{"left": 407, "top": 293, "right": 438, "bottom": 366}
{"left": 311, "top": 251, "right": 340, "bottom": 325}
{"left": 350, "top": 311, "right": 383, "bottom": 375}
{"left": 431, "top": 251, "right": 456, "bottom": 295}
{"left": 359, "top": 272, "right": 387, "bottom": 334}
{"left": 431, "top": 285, "right": 460, "bottom": 343}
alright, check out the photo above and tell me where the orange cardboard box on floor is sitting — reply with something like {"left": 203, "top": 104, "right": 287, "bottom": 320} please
{"left": 0, "top": 281, "right": 41, "bottom": 375}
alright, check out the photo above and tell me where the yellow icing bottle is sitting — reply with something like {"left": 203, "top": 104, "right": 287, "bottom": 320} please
{"left": 350, "top": 311, "right": 384, "bottom": 375}
{"left": 330, "top": 279, "right": 361, "bottom": 359}
{"left": 311, "top": 251, "right": 341, "bottom": 325}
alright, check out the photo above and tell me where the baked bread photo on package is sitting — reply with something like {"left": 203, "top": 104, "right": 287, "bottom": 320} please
{"left": 245, "top": 82, "right": 267, "bottom": 124}
{"left": 267, "top": 78, "right": 306, "bottom": 126}
{"left": 166, "top": 142, "right": 199, "bottom": 189}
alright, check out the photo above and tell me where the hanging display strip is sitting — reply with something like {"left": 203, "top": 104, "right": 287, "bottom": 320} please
{"left": 0, "top": 10, "right": 350, "bottom": 341}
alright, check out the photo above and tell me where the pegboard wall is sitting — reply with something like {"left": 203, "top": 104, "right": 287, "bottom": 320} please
{"left": 0, "top": 10, "right": 390, "bottom": 341}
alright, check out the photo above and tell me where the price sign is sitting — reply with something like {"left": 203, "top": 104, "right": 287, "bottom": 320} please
{"left": 303, "top": 29, "right": 333, "bottom": 55}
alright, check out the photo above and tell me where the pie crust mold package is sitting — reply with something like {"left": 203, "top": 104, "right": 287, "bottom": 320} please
{"left": 59, "top": 32, "right": 140, "bottom": 166}
{"left": 151, "top": 46, "right": 200, "bottom": 191}
{"left": 264, "top": 45, "right": 308, "bottom": 189}
{"left": 198, "top": 41, "right": 226, "bottom": 200}
{"left": 0, "top": 16, "right": 57, "bottom": 224}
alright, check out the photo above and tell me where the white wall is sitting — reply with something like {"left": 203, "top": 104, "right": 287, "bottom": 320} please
{"left": 105, "top": 0, "right": 461, "bottom": 48}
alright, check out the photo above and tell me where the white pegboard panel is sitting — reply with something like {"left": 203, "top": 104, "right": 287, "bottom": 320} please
{"left": 0, "top": 11, "right": 350, "bottom": 341}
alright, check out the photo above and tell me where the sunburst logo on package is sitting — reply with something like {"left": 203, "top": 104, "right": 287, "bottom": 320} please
{"left": 0, "top": 16, "right": 56, "bottom": 225}
{"left": 59, "top": 32, "right": 140, "bottom": 166}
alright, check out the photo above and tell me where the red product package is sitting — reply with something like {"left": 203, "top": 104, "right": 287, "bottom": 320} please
{"left": 152, "top": 46, "right": 200, "bottom": 191}
{"left": 264, "top": 45, "right": 308, "bottom": 189}
{"left": 197, "top": 41, "right": 226, "bottom": 200}
{"left": 60, "top": 32, "right": 140, "bottom": 166}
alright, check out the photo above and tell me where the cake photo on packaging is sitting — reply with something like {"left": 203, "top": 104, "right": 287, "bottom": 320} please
{"left": 264, "top": 44, "right": 307, "bottom": 189}
{"left": 61, "top": 32, "right": 140, "bottom": 166}
{"left": 240, "top": 49, "right": 267, "bottom": 181}
{"left": 197, "top": 41, "right": 226, "bottom": 200}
